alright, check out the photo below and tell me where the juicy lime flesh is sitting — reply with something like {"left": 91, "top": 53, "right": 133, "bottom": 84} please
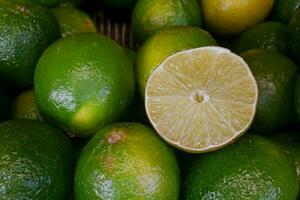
{"left": 34, "top": 33, "right": 135, "bottom": 137}
{"left": 74, "top": 122, "right": 180, "bottom": 200}
{"left": 145, "top": 47, "right": 258, "bottom": 153}
{"left": 182, "top": 134, "right": 299, "bottom": 200}
{"left": 0, "top": 120, "right": 73, "bottom": 200}
{"left": 136, "top": 26, "right": 217, "bottom": 97}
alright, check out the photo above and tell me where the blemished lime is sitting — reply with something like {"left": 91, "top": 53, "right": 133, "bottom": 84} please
{"left": 74, "top": 123, "right": 180, "bottom": 200}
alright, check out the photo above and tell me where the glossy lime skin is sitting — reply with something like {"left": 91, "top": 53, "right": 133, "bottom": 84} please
{"left": 269, "top": 131, "right": 300, "bottom": 187}
{"left": 136, "top": 26, "right": 217, "bottom": 97}
{"left": 241, "top": 49, "right": 298, "bottom": 134}
{"left": 11, "top": 89, "right": 43, "bottom": 121}
{"left": 131, "top": 0, "right": 202, "bottom": 43}
{"left": 271, "top": 0, "right": 300, "bottom": 23}
{"left": 74, "top": 123, "right": 180, "bottom": 200}
{"left": 51, "top": 4, "right": 97, "bottom": 38}
{"left": 234, "top": 21, "right": 289, "bottom": 55}
{"left": 182, "top": 134, "right": 298, "bottom": 200}
{"left": 0, "top": 120, "right": 73, "bottom": 200}
{"left": 288, "top": 8, "right": 300, "bottom": 65}
{"left": 102, "top": 0, "right": 137, "bottom": 8}
{"left": 0, "top": 2, "right": 59, "bottom": 88}
{"left": 34, "top": 33, "right": 135, "bottom": 137}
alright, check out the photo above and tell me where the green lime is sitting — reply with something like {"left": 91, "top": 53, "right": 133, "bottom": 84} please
{"left": 101, "top": 0, "right": 137, "bottom": 8}
{"left": 294, "top": 75, "right": 300, "bottom": 120}
{"left": 269, "top": 131, "right": 300, "bottom": 187}
{"left": 34, "top": 33, "right": 135, "bottom": 137}
{"left": 241, "top": 49, "right": 298, "bottom": 134}
{"left": 271, "top": 0, "right": 300, "bottom": 23}
{"left": 124, "top": 48, "right": 136, "bottom": 64}
{"left": 74, "top": 122, "right": 180, "bottom": 200}
{"left": 201, "top": 0, "right": 275, "bottom": 38}
{"left": 234, "top": 21, "right": 289, "bottom": 55}
{"left": 288, "top": 7, "right": 300, "bottom": 65}
{"left": 135, "top": 26, "right": 217, "bottom": 97}
{"left": 52, "top": 4, "right": 97, "bottom": 38}
{"left": 0, "top": 120, "right": 73, "bottom": 199}
{"left": 11, "top": 89, "right": 43, "bottom": 121}
{"left": 182, "top": 134, "right": 298, "bottom": 200}
{"left": 0, "top": 1, "right": 59, "bottom": 88}
{"left": 131, "top": 0, "right": 202, "bottom": 43}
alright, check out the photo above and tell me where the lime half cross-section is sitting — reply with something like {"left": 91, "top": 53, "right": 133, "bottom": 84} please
{"left": 145, "top": 47, "right": 258, "bottom": 153}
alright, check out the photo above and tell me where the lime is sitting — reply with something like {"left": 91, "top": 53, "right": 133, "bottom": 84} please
{"left": 201, "top": 0, "right": 275, "bottom": 38}
{"left": 74, "top": 122, "right": 180, "bottom": 200}
{"left": 131, "top": 0, "right": 202, "bottom": 42}
{"left": 182, "top": 134, "right": 298, "bottom": 200}
{"left": 52, "top": 4, "right": 97, "bottom": 38}
{"left": 145, "top": 47, "right": 258, "bottom": 153}
{"left": 11, "top": 89, "right": 43, "bottom": 121}
{"left": 0, "top": 120, "right": 73, "bottom": 199}
{"left": 241, "top": 49, "right": 298, "bottom": 134}
{"left": 288, "top": 7, "right": 300, "bottom": 65}
{"left": 0, "top": 1, "right": 59, "bottom": 88}
{"left": 136, "top": 26, "right": 217, "bottom": 97}
{"left": 101, "top": 0, "right": 137, "bottom": 8}
{"left": 271, "top": 0, "right": 300, "bottom": 23}
{"left": 124, "top": 48, "right": 136, "bottom": 64}
{"left": 269, "top": 131, "right": 300, "bottom": 187}
{"left": 234, "top": 21, "right": 289, "bottom": 55}
{"left": 34, "top": 33, "right": 135, "bottom": 137}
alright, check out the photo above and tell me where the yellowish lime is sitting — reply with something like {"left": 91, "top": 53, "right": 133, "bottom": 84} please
{"left": 145, "top": 46, "right": 258, "bottom": 153}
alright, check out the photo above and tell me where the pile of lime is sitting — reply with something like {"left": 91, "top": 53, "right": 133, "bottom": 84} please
{"left": 0, "top": 0, "right": 300, "bottom": 199}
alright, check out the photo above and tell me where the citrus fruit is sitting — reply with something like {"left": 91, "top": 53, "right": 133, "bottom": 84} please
{"left": 288, "top": 7, "right": 300, "bottom": 65}
{"left": 34, "top": 33, "right": 135, "bottom": 137}
{"left": 136, "top": 26, "right": 217, "bottom": 97}
{"left": 182, "top": 134, "right": 298, "bottom": 200}
{"left": 11, "top": 89, "right": 43, "bottom": 121}
{"left": 145, "top": 46, "right": 258, "bottom": 153}
{"left": 269, "top": 131, "right": 300, "bottom": 186}
{"left": 0, "top": 1, "right": 59, "bottom": 88}
{"left": 124, "top": 48, "right": 136, "bottom": 64}
{"left": 271, "top": 0, "right": 300, "bottom": 23}
{"left": 131, "top": 0, "right": 202, "bottom": 42}
{"left": 294, "top": 75, "right": 300, "bottom": 120}
{"left": 52, "top": 4, "right": 97, "bottom": 38}
{"left": 0, "top": 88, "right": 10, "bottom": 122}
{"left": 74, "top": 122, "right": 180, "bottom": 200}
{"left": 0, "top": 120, "right": 73, "bottom": 199}
{"left": 101, "top": 0, "right": 137, "bottom": 8}
{"left": 241, "top": 49, "right": 298, "bottom": 134}
{"left": 201, "top": 0, "right": 275, "bottom": 38}
{"left": 234, "top": 21, "right": 289, "bottom": 55}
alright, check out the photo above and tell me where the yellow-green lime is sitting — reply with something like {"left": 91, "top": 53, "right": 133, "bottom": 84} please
{"left": 136, "top": 26, "right": 217, "bottom": 97}
{"left": 0, "top": 1, "right": 60, "bottom": 87}
{"left": 241, "top": 49, "right": 298, "bottom": 134}
{"left": 201, "top": 0, "right": 275, "bottom": 38}
{"left": 11, "top": 89, "right": 43, "bottom": 121}
{"left": 74, "top": 123, "right": 180, "bottom": 200}
{"left": 52, "top": 4, "right": 97, "bottom": 38}
{"left": 145, "top": 46, "right": 258, "bottom": 153}
{"left": 234, "top": 21, "right": 289, "bottom": 55}
{"left": 0, "top": 120, "right": 73, "bottom": 199}
{"left": 182, "top": 134, "right": 298, "bottom": 200}
{"left": 131, "top": 0, "right": 202, "bottom": 42}
{"left": 34, "top": 33, "right": 135, "bottom": 137}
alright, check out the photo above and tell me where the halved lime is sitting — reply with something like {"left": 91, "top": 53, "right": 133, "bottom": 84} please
{"left": 145, "top": 46, "right": 258, "bottom": 153}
